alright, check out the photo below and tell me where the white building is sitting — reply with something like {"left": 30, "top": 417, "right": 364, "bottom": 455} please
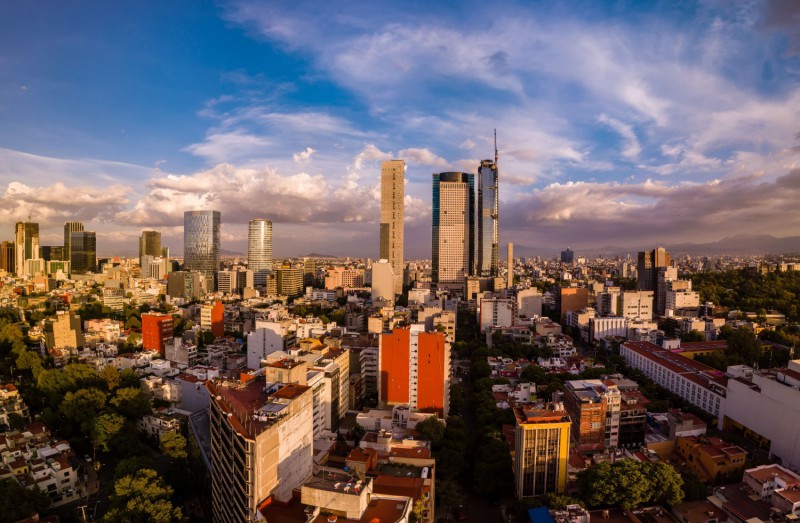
{"left": 725, "top": 362, "right": 800, "bottom": 472}
{"left": 479, "top": 296, "right": 516, "bottom": 332}
{"left": 589, "top": 316, "right": 628, "bottom": 342}
{"left": 246, "top": 320, "right": 296, "bottom": 369}
{"left": 517, "top": 287, "right": 543, "bottom": 319}
{"left": 620, "top": 341, "right": 727, "bottom": 421}
{"left": 621, "top": 291, "right": 653, "bottom": 320}
{"left": 371, "top": 259, "right": 394, "bottom": 304}
{"left": 666, "top": 290, "right": 700, "bottom": 312}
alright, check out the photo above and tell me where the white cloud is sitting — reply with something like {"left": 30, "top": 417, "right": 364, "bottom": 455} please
{"left": 184, "top": 130, "right": 270, "bottom": 163}
{"left": 397, "top": 148, "right": 448, "bottom": 168}
{"left": 459, "top": 139, "right": 476, "bottom": 150}
{"left": 597, "top": 114, "right": 642, "bottom": 160}
{"left": 293, "top": 146, "right": 315, "bottom": 163}
{"left": 353, "top": 144, "right": 392, "bottom": 169}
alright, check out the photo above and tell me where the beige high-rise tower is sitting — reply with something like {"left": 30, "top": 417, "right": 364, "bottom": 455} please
{"left": 507, "top": 242, "right": 514, "bottom": 289}
{"left": 380, "top": 159, "right": 404, "bottom": 295}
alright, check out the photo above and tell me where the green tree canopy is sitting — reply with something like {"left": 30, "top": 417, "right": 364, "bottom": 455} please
{"left": 0, "top": 478, "right": 50, "bottom": 523}
{"left": 92, "top": 413, "right": 127, "bottom": 453}
{"left": 104, "top": 468, "right": 183, "bottom": 523}
{"left": 578, "top": 460, "right": 684, "bottom": 509}
{"left": 415, "top": 417, "right": 446, "bottom": 451}
{"left": 110, "top": 387, "right": 152, "bottom": 420}
{"left": 160, "top": 431, "right": 188, "bottom": 460}
{"left": 60, "top": 387, "right": 108, "bottom": 433}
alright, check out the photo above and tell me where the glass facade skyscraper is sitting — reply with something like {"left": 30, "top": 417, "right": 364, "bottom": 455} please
{"left": 70, "top": 230, "right": 97, "bottom": 274}
{"left": 15, "top": 222, "right": 39, "bottom": 277}
{"left": 432, "top": 172, "right": 474, "bottom": 284}
{"left": 139, "top": 230, "right": 162, "bottom": 258}
{"left": 184, "top": 210, "right": 221, "bottom": 291}
{"left": 64, "top": 221, "right": 84, "bottom": 263}
{"left": 477, "top": 159, "right": 499, "bottom": 277}
{"left": 248, "top": 219, "right": 272, "bottom": 288}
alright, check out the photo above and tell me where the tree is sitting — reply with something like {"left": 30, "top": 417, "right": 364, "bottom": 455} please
{"left": 578, "top": 460, "right": 684, "bottom": 509}
{"left": 60, "top": 388, "right": 108, "bottom": 433}
{"left": 102, "top": 365, "right": 121, "bottom": 391}
{"left": 160, "top": 431, "right": 188, "bottom": 460}
{"left": 7, "top": 412, "right": 26, "bottom": 431}
{"left": 415, "top": 417, "right": 446, "bottom": 450}
{"left": 115, "top": 456, "right": 157, "bottom": 481}
{"left": 348, "top": 423, "right": 366, "bottom": 444}
{"left": 0, "top": 478, "right": 50, "bottom": 522}
{"left": 119, "top": 368, "right": 140, "bottom": 388}
{"left": 104, "top": 468, "right": 183, "bottom": 523}
{"left": 92, "top": 413, "right": 127, "bottom": 453}
{"left": 472, "top": 438, "right": 514, "bottom": 500}
{"left": 680, "top": 330, "right": 705, "bottom": 342}
{"left": 110, "top": 387, "right": 152, "bottom": 420}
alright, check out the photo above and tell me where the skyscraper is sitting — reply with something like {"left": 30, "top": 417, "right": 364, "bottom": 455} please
{"left": 380, "top": 159, "right": 404, "bottom": 295}
{"left": 248, "top": 219, "right": 272, "bottom": 288}
{"left": 637, "top": 247, "right": 671, "bottom": 308}
{"left": 477, "top": 159, "right": 499, "bottom": 277}
{"left": 63, "top": 221, "right": 83, "bottom": 263}
{"left": 138, "top": 230, "right": 161, "bottom": 259}
{"left": 184, "top": 210, "right": 221, "bottom": 291}
{"left": 0, "top": 241, "right": 15, "bottom": 274}
{"left": 15, "top": 222, "right": 39, "bottom": 277}
{"left": 507, "top": 242, "right": 514, "bottom": 289}
{"left": 70, "top": 231, "right": 97, "bottom": 274}
{"left": 432, "top": 171, "right": 474, "bottom": 285}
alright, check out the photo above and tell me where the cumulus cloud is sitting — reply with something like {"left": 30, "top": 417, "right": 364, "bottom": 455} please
{"left": 353, "top": 144, "right": 392, "bottom": 169}
{"left": 397, "top": 148, "right": 448, "bottom": 168}
{"left": 0, "top": 181, "right": 131, "bottom": 225}
{"left": 293, "top": 146, "right": 315, "bottom": 163}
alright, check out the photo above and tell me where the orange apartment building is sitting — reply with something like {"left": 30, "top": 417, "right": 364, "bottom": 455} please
{"left": 675, "top": 435, "right": 747, "bottom": 483}
{"left": 141, "top": 312, "right": 174, "bottom": 354}
{"left": 379, "top": 326, "right": 450, "bottom": 417}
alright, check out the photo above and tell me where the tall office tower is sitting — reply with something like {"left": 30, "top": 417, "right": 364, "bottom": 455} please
{"left": 248, "top": 219, "right": 273, "bottom": 287}
{"left": 15, "top": 222, "right": 39, "bottom": 277}
{"left": 40, "top": 246, "right": 65, "bottom": 262}
{"left": 184, "top": 210, "right": 221, "bottom": 291}
{"left": 138, "top": 230, "right": 161, "bottom": 261}
{"left": 207, "top": 378, "right": 313, "bottom": 523}
{"left": 637, "top": 247, "right": 670, "bottom": 292}
{"left": 380, "top": 159, "right": 405, "bottom": 295}
{"left": 302, "top": 257, "right": 317, "bottom": 287}
{"left": 507, "top": 242, "right": 514, "bottom": 289}
{"left": 70, "top": 231, "right": 97, "bottom": 274}
{"left": 560, "top": 248, "right": 575, "bottom": 264}
{"left": 0, "top": 241, "right": 14, "bottom": 274}
{"left": 63, "top": 221, "right": 83, "bottom": 263}
{"left": 656, "top": 266, "right": 679, "bottom": 316}
{"left": 378, "top": 325, "right": 451, "bottom": 417}
{"left": 432, "top": 172, "right": 475, "bottom": 285}
{"left": 477, "top": 158, "right": 499, "bottom": 277}
{"left": 513, "top": 404, "right": 571, "bottom": 498}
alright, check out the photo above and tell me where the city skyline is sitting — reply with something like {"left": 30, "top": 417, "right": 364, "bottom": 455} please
{"left": 1, "top": 1, "right": 800, "bottom": 257}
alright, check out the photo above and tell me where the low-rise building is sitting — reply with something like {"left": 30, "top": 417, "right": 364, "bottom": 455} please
{"left": 674, "top": 436, "right": 747, "bottom": 483}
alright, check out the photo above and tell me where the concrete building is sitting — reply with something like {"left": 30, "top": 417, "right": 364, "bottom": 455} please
{"left": 246, "top": 320, "right": 296, "bottom": 369}
{"left": 563, "top": 379, "right": 621, "bottom": 453}
{"left": 142, "top": 312, "right": 174, "bottom": 354}
{"left": 555, "top": 287, "right": 589, "bottom": 323}
{"left": 667, "top": 289, "right": 701, "bottom": 312}
{"left": 276, "top": 265, "right": 303, "bottom": 297}
{"left": 207, "top": 378, "right": 313, "bottom": 522}
{"left": 432, "top": 172, "right": 474, "bottom": 286}
{"left": 620, "top": 290, "right": 654, "bottom": 320}
{"left": 201, "top": 301, "right": 224, "bottom": 338}
{"left": 248, "top": 219, "right": 272, "bottom": 288}
{"left": 0, "top": 383, "right": 29, "bottom": 428}
{"left": 655, "top": 266, "right": 678, "bottom": 317}
{"left": 479, "top": 296, "right": 516, "bottom": 332}
{"left": 675, "top": 436, "right": 747, "bottom": 483}
{"left": 380, "top": 159, "right": 405, "bottom": 295}
{"left": 102, "top": 287, "right": 125, "bottom": 311}
{"left": 513, "top": 404, "right": 571, "bottom": 497}
{"left": 167, "top": 271, "right": 203, "bottom": 299}
{"left": 371, "top": 259, "right": 394, "bottom": 304}
{"left": 724, "top": 361, "right": 800, "bottom": 472}
{"left": 620, "top": 341, "right": 727, "bottom": 421}
{"left": 43, "top": 311, "right": 83, "bottom": 353}
{"left": 379, "top": 326, "right": 451, "bottom": 417}
{"left": 589, "top": 316, "right": 628, "bottom": 343}
{"left": 507, "top": 242, "right": 514, "bottom": 289}
{"left": 517, "top": 287, "right": 543, "bottom": 319}
{"left": 597, "top": 287, "right": 621, "bottom": 317}
{"left": 184, "top": 210, "right": 221, "bottom": 291}
{"left": 15, "top": 222, "right": 39, "bottom": 277}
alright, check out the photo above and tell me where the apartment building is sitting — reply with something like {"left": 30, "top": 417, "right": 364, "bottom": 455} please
{"left": 207, "top": 378, "right": 313, "bottom": 522}
{"left": 562, "top": 379, "right": 621, "bottom": 453}
{"left": 513, "top": 404, "right": 571, "bottom": 497}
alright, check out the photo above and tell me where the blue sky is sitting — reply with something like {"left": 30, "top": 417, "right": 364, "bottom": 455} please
{"left": 1, "top": 0, "right": 799, "bottom": 257}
